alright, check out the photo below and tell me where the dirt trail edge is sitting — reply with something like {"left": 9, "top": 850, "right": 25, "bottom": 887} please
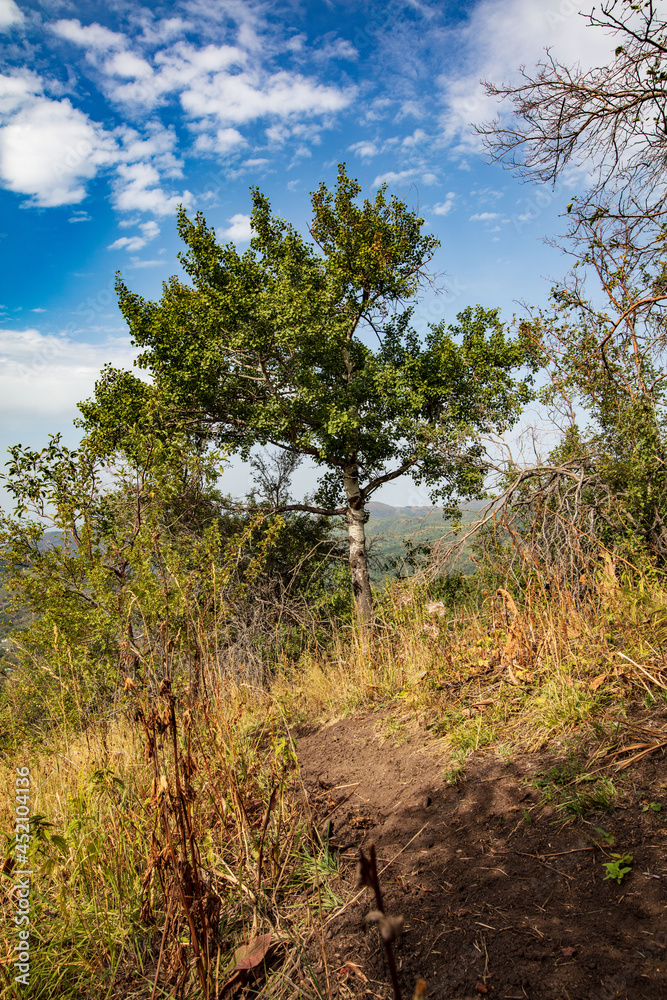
{"left": 295, "top": 708, "right": 667, "bottom": 1000}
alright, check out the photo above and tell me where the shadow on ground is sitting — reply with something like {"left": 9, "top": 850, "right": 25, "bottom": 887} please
{"left": 295, "top": 709, "right": 667, "bottom": 1000}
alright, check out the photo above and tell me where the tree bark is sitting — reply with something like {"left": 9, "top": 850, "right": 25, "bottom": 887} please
{"left": 343, "top": 463, "right": 373, "bottom": 625}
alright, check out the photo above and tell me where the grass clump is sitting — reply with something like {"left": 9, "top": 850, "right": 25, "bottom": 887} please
{"left": 0, "top": 681, "right": 338, "bottom": 1000}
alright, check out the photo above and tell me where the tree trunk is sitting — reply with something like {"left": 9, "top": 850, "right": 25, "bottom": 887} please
{"left": 343, "top": 464, "right": 373, "bottom": 625}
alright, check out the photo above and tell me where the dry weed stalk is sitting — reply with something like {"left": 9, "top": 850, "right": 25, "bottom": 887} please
{"left": 357, "top": 845, "right": 405, "bottom": 1000}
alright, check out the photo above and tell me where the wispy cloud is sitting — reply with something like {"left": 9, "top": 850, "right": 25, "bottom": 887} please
{"left": 107, "top": 220, "right": 160, "bottom": 252}
{"left": 432, "top": 193, "right": 455, "bottom": 215}
{"left": 349, "top": 139, "right": 379, "bottom": 160}
{"left": 438, "top": 0, "right": 618, "bottom": 158}
{"left": 372, "top": 168, "right": 437, "bottom": 188}
{"left": 372, "top": 168, "right": 419, "bottom": 187}
{"left": 52, "top": 18, "right": 126, "bottom": 52}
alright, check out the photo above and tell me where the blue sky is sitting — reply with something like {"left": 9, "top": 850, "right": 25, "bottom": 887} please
{"left": 0, "top": 0, "right": 616, "bottom": 505}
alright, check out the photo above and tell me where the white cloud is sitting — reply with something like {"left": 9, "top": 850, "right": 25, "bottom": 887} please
{"left": 104, "top": 51, "right": 154, "bottom": 80}
{"left": 92, "top": 35, "right": 352, "bottom": 139}
{"left": 286, "top": 33, "right": 306, "bottom": 53}
{"left": 469, "top": 211, "right": 499, "bottom": 221}
{"left": 52, "top": 19, "right": 126, "bottom": 52}
{"left": 127, "top": 258, "right": 164, "bottom": 268}
{"left": 1, "top": 14, "right": 355, "bottom": 215}
{"left": 105, "top": 42, "right": 248, "bottom": 110}
{"left": 139, "top": 16, "right": 193, "bottom": 45}
{"left": 402, "top": 128, "right": 428, "bottom": 148}
{"left": 107, "top": 219, "right": 160, "bottom": 251}
{"left": 312, "top": 36, "right": 358, "bottom": 62}
{"left": 52, "top": 22, "right": 354, "bottom": 166}
{"left": 329, "top": 38, "right": 357, "bottom": 60}
{"left": 372, "top": 169, "right": 419, "bottom": 187}
{"left": 179, "top": 68, "right": 352, "bottom": 124}
{"left": 113, "top": 162, "right": 193, "bottom": 216}
{"left": 0, "top": 0, "right": 23, "bottom": 31}
{"left": 349, "top": 140, "right": 378, "bottom": 160}
{"left": 266, "top": 123, "right": 289, "bottom": 143}
{"left": 141, "top": 220, "right": 160, "bottom": 240}
{"left": 0, "top": 328, "right": 137, "bottom": 418}
{"left": 194, "top": 126, "right": 245, "bottom": 155}
{"left": 220, "top": 213, "right": 252, "bottom": 242}
{"left": 432, "top": 193, "right": 455, "bottom": 215}
{"left": 117, "top": 124, "right": 183, "bottom": 177}
{"left": 0, "top": 73, "right": 191, "bottom": 213}
{"left": 0, "top": 72, "right": 42, "bottom": 114}
{"left": 0, "top": 96, "right": 117, "bottom": 206}
{"left": 371, "top": 168, "right": 437, "bottom": 188}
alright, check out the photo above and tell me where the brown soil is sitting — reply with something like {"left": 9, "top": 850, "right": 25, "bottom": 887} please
{"left": 295, "top": 708, "right": 667, "bottom": 1000}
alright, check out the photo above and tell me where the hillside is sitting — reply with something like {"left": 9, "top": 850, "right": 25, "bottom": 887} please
{"left": 365, "top": 501, "right": 481, "bottom": 579}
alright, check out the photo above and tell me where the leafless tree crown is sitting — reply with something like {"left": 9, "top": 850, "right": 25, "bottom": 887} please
{"left": 477, "top": 1, "right": 667, "bottom": 218}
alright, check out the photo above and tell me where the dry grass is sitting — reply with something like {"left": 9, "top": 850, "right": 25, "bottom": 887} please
{"left": 0, "top": 679, "right": 342, "bottom": 1000}
{"left": 2, "top": 569, "right": 667, "bottom": 998}
{"left": 271, "top": 574, "right": 667, "bottom": 769}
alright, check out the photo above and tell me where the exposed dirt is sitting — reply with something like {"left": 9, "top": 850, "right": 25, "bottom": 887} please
{"left": 294, "top": 708, "right": 667, "bottom": 1000}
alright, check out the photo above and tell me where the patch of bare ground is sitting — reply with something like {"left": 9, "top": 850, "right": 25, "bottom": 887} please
{"left": 295, "top": 708, "right": 667, "bottom": 1000}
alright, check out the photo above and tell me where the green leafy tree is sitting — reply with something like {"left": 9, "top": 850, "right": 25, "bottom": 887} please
{"left": 0, "top": 424, "right": 350, "bottom": 733}
{"left": 80, "top": 165, "right": 534, "bottom": 623}
{"left": 0, "top": 431, "right": 291, "bottom": 732}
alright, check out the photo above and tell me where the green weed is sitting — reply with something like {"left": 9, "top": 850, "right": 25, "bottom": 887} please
{"left": 602, "top": 853, "right": 633, "bottom": 884}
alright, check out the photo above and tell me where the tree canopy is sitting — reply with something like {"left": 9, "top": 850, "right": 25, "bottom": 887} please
{"left": 79, "top": 165, "right": 534, "bottom": 622}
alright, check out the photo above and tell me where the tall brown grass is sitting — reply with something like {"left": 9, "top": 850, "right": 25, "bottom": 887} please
{"left": 1, "top": 560, "right": 666, "bottom": 998}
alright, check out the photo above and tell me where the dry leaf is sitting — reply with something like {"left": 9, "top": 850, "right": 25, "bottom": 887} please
{"left": 589, "top": 673, "right": 608, "bottom": 692}
{"left": 232, "top": 933, "right": 273, "bottom": 971}
{"left": 221, "top": 934, "right": 274, "bottom": 997}
{"left": 561, "top": 945, "right": 577, "bottom": 958}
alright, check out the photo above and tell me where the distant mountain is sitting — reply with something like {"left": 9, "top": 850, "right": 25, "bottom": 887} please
{"left": 366, "top": 500, "right": 486, "bottom": 519}
{"left": 366, "top": 502, "right": 436, "bottom": 519}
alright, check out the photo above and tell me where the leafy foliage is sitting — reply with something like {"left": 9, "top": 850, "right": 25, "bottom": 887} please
{"left": 0, "top": 432, "right": 343, "bottom": 734}
{"left": 78, "top": 165, "right": 534, "bottom": 619}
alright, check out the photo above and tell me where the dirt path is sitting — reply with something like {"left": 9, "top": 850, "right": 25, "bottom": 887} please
{"left": 295, "top": 708, "right": 667, "bottom": 1000}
